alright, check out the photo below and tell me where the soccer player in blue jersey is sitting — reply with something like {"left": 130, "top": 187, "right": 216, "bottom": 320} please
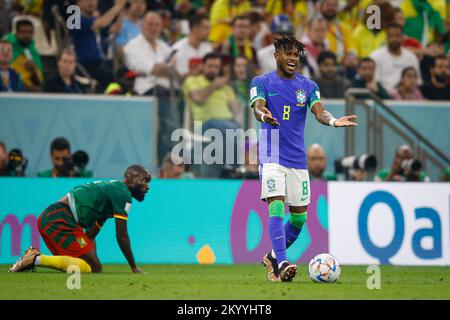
{"left": 249, "top": 34, "right": 357, "bottom": 282}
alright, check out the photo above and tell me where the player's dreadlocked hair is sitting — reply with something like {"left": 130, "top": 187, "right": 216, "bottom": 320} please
{"left": 273, "top": 33, "right": 305, "bottom": 56}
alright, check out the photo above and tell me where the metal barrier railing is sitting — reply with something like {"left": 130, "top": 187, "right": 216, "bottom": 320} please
{"left": 344, "top": 88, "right": 449, "bottom": 179}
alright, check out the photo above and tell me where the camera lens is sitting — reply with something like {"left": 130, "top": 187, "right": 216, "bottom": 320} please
{"left": 72, "top": 150, "right": 89, "bottom": 168}
{"left": 59, "top": 157, "right": 74, "bottom": 177}
{"left": 7, "top": 149, "right": 24, "bottom": 171}
{"left": 401, "top": 159, "right": 422, "bottom": 172}
{"left": 362, "top": 155, "right": 377, "bottom": 171}
{"left": 410, "top": 159, "right": 422, "bottom": 171}
{"left": 353, "top": 154, "right": 377, "bottom": 171}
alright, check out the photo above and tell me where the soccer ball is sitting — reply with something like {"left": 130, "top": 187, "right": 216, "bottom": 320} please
{"left": 308, "top": 253, "right": 341, "bottom": 283}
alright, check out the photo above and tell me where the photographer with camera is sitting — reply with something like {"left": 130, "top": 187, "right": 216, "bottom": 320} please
{"left": 37, "top": 137, "right": 92, "bottom": 178}
{"left": 7, "top": 149, "right": 28, "bottom": 176}
{"left": 334, "top": 153, "right": 378, "bottom": 181}
{"left": 0, "top": 142, "right": 28, "bottom": 177}
{"left": 375, "top": 144, "right": 430, "bottom": 182}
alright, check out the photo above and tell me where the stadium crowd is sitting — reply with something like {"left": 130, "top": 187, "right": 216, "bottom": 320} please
{"left": 0, "top": 0, "right": 449, "bottom": 180}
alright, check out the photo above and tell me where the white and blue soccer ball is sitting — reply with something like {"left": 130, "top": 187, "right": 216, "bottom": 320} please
{"left": 308, "top": 253, "right": 341, "bottom": 283}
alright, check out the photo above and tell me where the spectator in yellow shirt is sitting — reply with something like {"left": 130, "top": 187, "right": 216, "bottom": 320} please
{"left": 319, "top": 0, "right": 355, "bottom": 62}
{"left": 183, "top": 52, "right": 241, "bottom": 177}
{"left": 209, "top": 0, "right": 252, "bottom": 45}
{"left": 351, "top": 9, "right": 387, "bottom": 58}
{"left": 339, "top": 0, "right": 367, "bottom": 29}
{"left": 264, "top": 0, "right": 316, "bottom": 37}
{"left": 183, "top": 52, "right": 240, "bottom": 124}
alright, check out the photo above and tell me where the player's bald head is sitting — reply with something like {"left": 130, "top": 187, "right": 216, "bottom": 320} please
{"left": 124, "top": 165, "right": 151, "bottom": 202}
{"left": 124, "top": 164, "right": 151, "bottom": 181}
{"left": 308, "top": 143, "right": 325, "bottom": 157}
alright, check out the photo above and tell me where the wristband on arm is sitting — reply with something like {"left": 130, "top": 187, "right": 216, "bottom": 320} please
{"left": 329, "top": 118, "right": 337, "bottom": 127}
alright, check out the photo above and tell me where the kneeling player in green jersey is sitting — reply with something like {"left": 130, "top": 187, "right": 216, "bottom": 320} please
{"left": 9, "top": 165, "right": 151, "bottom": 273}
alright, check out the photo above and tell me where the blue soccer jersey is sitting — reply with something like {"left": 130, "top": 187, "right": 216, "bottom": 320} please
{"left": 249, "top": 71, "right": 321, "bottom": 169}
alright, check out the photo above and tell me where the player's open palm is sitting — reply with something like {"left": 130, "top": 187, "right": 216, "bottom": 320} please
{"left": 260, "top": 106, "right": 280, "bottom": 126}
{"left": 335, "top": 115, "right": 358, "bottom": 127}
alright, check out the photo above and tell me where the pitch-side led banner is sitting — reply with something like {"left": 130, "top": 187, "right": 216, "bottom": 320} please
{"left": 0, "top": 178, "right": 328, "bottom": 265}
{"left": 328, "top": 182, "right": 450, "bottom": 265}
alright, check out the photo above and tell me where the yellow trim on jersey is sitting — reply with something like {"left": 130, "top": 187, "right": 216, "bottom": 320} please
{"left": 113, "top": 213, "right": 128, "bottom": 221}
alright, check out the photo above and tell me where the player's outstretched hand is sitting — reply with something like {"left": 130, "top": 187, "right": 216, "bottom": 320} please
{"left": 335, "top": 115, "right": 358, "bottom": 127}
{"left": 264, "top": 114, "right": 280, "bottom": 126}
{"left": 260, "top": 107, "right": 280, "bottom": 126}
{"left": 132, "top": 266, "right": 147, "bottom": 274}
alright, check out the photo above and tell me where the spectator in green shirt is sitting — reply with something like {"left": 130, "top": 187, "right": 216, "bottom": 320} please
{"left": 401, "top": 0, "right": 446, "bottom": 46}
{"left": 231, "top": 55, "right": 254, "bottom": 130}
{"left": 3, "top": 19, "right": 43, "bottom": 92}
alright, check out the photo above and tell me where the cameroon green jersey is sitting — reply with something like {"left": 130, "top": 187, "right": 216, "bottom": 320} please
{"left": 68, "top": 180, "right": 132, "bottom": 229}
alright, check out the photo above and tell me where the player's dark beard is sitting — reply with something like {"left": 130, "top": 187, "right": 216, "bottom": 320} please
{"left": 276, "top": 61, "right": 293, "bottom": 77}
{"left": 129, "top": 185, "right": 145, "bottom": 202}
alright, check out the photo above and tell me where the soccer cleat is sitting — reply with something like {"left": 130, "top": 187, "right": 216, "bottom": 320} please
{"left": 278, "top": 262, "right": 297, "bottom": 282}
{"left": 261, "top": 252, "right": 281, "bottom": 282}
{"left": 9, "top": 246, "right": 40, "bottom": 272}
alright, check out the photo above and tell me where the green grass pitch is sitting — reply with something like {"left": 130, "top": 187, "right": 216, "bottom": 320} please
{"left": 1, "top": 264, "right": 449, "bottom": 300}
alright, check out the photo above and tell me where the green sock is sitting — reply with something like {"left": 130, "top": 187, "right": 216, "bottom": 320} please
{"left": 285, "top": 212, "right": 307, "bottom": 249}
